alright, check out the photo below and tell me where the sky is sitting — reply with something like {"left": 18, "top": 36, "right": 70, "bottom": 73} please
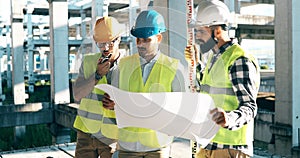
{"left": 0, "top": 0, "right": 11, "bottom": 23}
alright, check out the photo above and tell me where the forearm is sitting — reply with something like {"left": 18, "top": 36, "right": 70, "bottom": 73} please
{"left": 225, "top": 101, "right": 257, "bottom": 130}
{"left": 73, "top": 75, "right": 97, "bottom": 101}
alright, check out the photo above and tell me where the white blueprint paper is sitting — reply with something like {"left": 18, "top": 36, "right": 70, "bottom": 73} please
{"left": 95, "top": 84, "right": 220, "bottom": 146}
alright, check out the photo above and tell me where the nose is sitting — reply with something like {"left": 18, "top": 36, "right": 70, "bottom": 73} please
{"left": 136, "top": 38, "right": 148, "bottom": 45}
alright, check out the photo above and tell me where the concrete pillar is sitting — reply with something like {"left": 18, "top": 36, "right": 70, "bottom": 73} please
{"left": 80, "top": 9, "right": 86, "bottom": 38}
{"left": 271, "top": 0, "right": 300, "bottom": 157}
{"left": 79, "top": 9, "right": 87, "bottom": 56}
{"left": 48, "top": 0, "right": 70, "bottom": 145}
{"left": 140, "top": 0, "right": 151, "bottom": 11}
{"left": 162, "top": 0, "right": 188, "bottom": 67}
{"left": 292, "top": 0, "right": 300, "bottom": 150}
{"left": 223, "top": 0, "right": 235, "bottom": 12}
{"left": 0, "top": 48, "right": 4, "bottom": 105}
{"left": 11, "top": 0, "right": 26, "bottom": 104}
{"left": 154, "top": 0, "right": 192, "bottom": 156}
{"left": 75, "top": 24, "right": 81, "bottom": 40}
{"left": 48, "top": 0, "right": 70, "bottom": 104}
{"left": 129, "top": 0, "right": 138, "bottom": 55}
{"left": 0, "top": 27, "right": 4, "bottom": 105}
{"left": 40, "top": 49, "right": 45, "bottom": 71}
{"left": 152, "top": 1, "right": 169, "bottom": 56}
{"left": 26, "top": 2, "right": 35, "bottom": 93}
{"left": 6, "top": 25, "right": 12, "bottom": 89}
{"left": 223, "top": 0, "right": 240, "bottom": 13}
{"left": 38, "top": 25, "right": 44, "bottom": 40}
{"left": 234, "top": 0, "right": 240, "bottom": 14}
{"left": 11, "top": 0, "right": 26, "bottom": 145}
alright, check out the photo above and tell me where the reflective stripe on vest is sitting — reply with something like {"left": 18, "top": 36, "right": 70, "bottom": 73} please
{"left": 201, "top": 84, "right": 235, "bottom": 95}
{"left": 76, "top": 93, "right": 104, "bottom": 120}
{"left": 118, "top": 53, "right": 178, "bottom": 148}
{"left": 73, "top": 53, "right": 118, "bottom": 139}
{"left": 201, "top": 43, "right": 259, "bottom": 145}
{"left": 78, "top": 109, "right": 103, "bottom": 120}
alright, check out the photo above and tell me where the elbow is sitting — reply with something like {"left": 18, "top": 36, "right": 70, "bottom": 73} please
{"left": 73, "top": 87, "right": 82, "bottom": 102}
{"left": 72, "top": 82, "right": 83, "bottom": 102}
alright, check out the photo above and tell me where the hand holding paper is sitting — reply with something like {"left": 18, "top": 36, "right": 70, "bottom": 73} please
{"left": 95, "top": 84, "right": 219, "bottom": 147}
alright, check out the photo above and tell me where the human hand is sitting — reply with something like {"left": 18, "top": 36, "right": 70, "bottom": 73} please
{"left": 210, "top": 107, "right": 229, "bottom": 128}
{"left": 184, "top": 44, "right": 200, "bottom": 65}
{"left": 102, "top": 93, "right": 115, "bottom": 110}
{"left": 96, "top": 58, "right": 111, "bottom": 77}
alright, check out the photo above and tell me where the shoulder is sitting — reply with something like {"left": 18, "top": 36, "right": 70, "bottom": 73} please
{"left": 119, "top": 53, "right": 139, "bottom": 67}
{"left": 160, "top": 54, "right": 179, "bottom": 65}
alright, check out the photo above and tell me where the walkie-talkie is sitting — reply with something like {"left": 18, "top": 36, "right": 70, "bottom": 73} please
{"left": 100, "top": 54, "right": 112, "bottom": 64}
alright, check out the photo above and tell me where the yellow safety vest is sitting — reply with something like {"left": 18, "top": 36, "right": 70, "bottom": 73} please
{"left": 73, "top": 53, "right": 118, "bottom": 139}
{"left": 118, "top": 53, "right": 178, "bottom": 148}
{"left": 201, "top": 44, "right": 260, "bottom": 145}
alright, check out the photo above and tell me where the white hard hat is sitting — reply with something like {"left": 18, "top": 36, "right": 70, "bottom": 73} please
{"left": 196, "top": 0, "right": 232, "bottom": 27}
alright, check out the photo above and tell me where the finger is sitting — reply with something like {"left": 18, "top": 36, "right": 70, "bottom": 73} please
{"left": 186, "top": 45, "right": 191, "bottom": 48}
{"left": 98, "top": 58, "right": 103, "bottom": 64}
{"left": 104, "top": 93, "right": 110, "bottom": 98}
{"left": 103, "top": 104, "right": 114, "bottom": 110}
{"left": 212, "top": 112, "right": 224, "bottom": 124}
{"left": 211, "top": 111, "right": 221, "bottom": 121}
{"left": 102, "top": 62, "right": 110, "bottom": 67}
{"left": 103, "top": 97, "right": 113, "bottom": 103}
{"left": 103, "top": 101, "right": 115, "bottom": 110}
{"left": 210, "top": 108, "right": 218, "bottom": 114}
{"left": 97, "top": 62, "right": 109, "bottom": 71}
{"left": 103, "top": 93, "right": 115, "bottom": 104}
{"left": 215, "top": 117, "right": 226, "bottom": 125}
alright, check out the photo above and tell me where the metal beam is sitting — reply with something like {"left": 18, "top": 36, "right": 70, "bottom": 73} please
{"left": 240, "top": 0, "right": 274, "bottom": 5}
{"left": 236, "top": 24, "right": 274, "bottom": 39}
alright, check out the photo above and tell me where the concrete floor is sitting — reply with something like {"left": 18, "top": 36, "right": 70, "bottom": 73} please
{"left": 0, "top": 138, "right": 272, "bottom": 158}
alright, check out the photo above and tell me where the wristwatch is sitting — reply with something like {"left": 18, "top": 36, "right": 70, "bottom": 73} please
{"left": 95, "top": 71, "right": 101, "bottom": 80}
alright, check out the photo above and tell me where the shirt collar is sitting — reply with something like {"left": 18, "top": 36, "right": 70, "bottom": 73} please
{"left": 219, "top": 41, "right": 233, "bottom": 54}
{"left": 212, "top": 41, "right": 233, "bottom": 55}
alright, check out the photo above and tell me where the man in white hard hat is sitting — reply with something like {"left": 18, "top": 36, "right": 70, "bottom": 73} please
{"left": 185, "top": 0, "right": 260, "bottom": 157}
{"left": 72, "top": 16, "right": 124, "bottom": 158}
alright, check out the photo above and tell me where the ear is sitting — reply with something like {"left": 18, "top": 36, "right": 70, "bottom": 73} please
{"left": 214, "top": 26, "right": 222, "bottom": 38}
{"left": 156, "top": 34, "right": 163, "bottom": 43}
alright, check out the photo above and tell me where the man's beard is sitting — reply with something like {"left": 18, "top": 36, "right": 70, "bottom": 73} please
{"left": 199, "top": 37, "right": 217, "bottom": 53}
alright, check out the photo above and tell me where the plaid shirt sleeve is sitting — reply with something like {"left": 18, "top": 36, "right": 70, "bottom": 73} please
{"left": 226, "top": 57, "right": 259, "bottom": 130}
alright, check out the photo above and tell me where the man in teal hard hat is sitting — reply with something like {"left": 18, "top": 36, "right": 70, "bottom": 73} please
{"left": 105, "top": 10, "right": 187, "bottom": 158}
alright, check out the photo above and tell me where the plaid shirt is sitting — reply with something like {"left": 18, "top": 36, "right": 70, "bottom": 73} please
{"left": 203, "top": 43, "right": 259, "bottom": 156}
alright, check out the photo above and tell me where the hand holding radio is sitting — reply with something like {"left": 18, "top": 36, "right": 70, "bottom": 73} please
{"left": 96, "top": 54, "right": 112, "bottom": 77}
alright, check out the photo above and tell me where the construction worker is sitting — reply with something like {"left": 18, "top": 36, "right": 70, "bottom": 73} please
{"left": 106, "top": 10, "right": 186, "bottom": 158}
{"left": 72, "top": 16, "right": 124, "bottom": 158}
{"left": 185, "top": 0, "right": 260, "bottom": 157}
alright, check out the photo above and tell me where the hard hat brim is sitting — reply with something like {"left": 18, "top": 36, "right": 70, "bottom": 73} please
{"left": 131, "top": 27, "right": 166, "bottom": 38}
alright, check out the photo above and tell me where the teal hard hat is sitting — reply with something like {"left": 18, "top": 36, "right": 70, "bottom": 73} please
{"left": 131, "top": 10, "right": 166, "bottom": 38}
